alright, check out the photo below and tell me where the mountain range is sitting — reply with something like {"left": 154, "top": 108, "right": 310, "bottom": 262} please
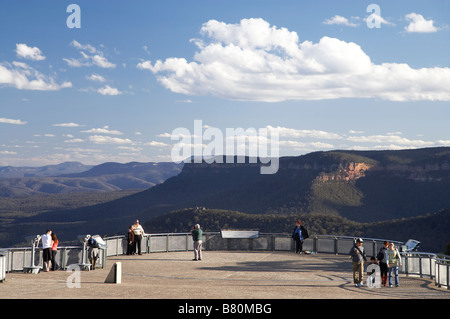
{"left": 1, "top": 147, "right": 450, "bottom": 253}
{"left": 0, "top": 161, "right": 182, "bottom": 197}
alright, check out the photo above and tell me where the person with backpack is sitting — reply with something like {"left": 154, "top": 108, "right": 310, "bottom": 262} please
{"left": 349, "top": 238, "right": 367, "bottom": 287}
{"left": 87, "top": 235, "right": 100, "bottom": 270}
{"left": 377, "top": 241, "right": 389, "bottom": 286}
{"left": 387, "top": 242, "right": 402, "bottom": 287}
{"left": 191, "top": 224, "right": 203, "bottom": 261}
{"left": 291, "top": 220, "right": 309, "bottom": 254}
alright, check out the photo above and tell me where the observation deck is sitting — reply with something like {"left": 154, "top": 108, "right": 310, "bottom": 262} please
{"left": 0, "top": 250, "right": 449, "bottom": 300}
{"left": 1, "top": 233, "right": 449, "bottom": 302}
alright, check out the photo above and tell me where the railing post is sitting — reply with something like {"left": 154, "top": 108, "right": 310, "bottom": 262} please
{"left": 313, "top": 236, "right": 318, "bottom": 253}
{"left": 404, "top": 253, "right": 409, "bottom": 277}
{"left": 447, "top": 264, "right": 449, "bottom": 290}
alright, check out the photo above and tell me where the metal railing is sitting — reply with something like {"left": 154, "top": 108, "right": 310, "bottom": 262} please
{"left": 1, "top": 233, "right": 448, "bottom": 289}
{"left": 0, "top": 245, "right": 107, "bottom": 275}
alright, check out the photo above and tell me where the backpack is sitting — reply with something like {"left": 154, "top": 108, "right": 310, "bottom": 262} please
{"left": 88, "top": 238, "right": 99, "bottom": 248}
{"left": 377, "top": 251, "right": 384, "bottom": 261}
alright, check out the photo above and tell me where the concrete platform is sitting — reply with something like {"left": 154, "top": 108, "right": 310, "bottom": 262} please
{"left": 0, "top": 251, "right": 449, "bottom": 299}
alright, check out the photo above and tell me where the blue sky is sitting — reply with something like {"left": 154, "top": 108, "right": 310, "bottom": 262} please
{"left": 0, "top": 0, "right": 449, "bottom": 166}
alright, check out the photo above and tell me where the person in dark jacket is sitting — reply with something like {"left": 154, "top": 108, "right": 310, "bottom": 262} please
{"left": 292, "top": 220, "right": 309, "bottom": 254}
{"left": 87, "top": 235, "right": 99, "bottom": 270}
{"left": 377, "top": 241, "right": 389, "bottom": 286}
{"left": 127, "top": 225, "right": 135, "bottom": 255}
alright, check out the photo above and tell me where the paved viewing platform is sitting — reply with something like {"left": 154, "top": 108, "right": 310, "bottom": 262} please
{"left": 1, "top": 251, "right": 449, "bottom": 300}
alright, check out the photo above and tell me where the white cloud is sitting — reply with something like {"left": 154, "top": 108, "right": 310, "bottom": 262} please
{"left": 364, "top": 13, "right": 395, "bottom": 27}
{"left": 145, "top": 141, "right": 170, "bottom": 147}
{"left": 86, "top": 74, "right": 106, "bottom": 82}
{"left": 346, "top": 134, "right": 435, "bottom": 147}
{"left": 405, "top": 13, "right": 438, "bottom": 33}
{"left": 70, "top": 40, "right": 97, "bottom": 54}
{"left": 64, "top": 40, "right": 116, "bottom": 69}
{"left": 267, "top": 126, "right": 342, "bottom": 140}
{"left": 0, "top": 62, "right": 72, "bottom": 91}
{"left": 64, "top": 138, "right": 84, "bottom": 143}
{"left": 53, "top": 122, "right": 84, "bottom": 127}
{"left": 88, "top": 135, "right": 132, "bottom": 144}
{"left": 92, "top": 55, "right": 116, "bottom": 68}
{"left": 0, "top": 117, "right": 27, "bottom": 125}
{"left": 82, "top": 126, "right": 123, "bottom": 135}
{"left": 97, "top": 85, "right": 122, "bottom": 95}
{"left": 279, "top": 140, "right": 334, "bottom": 149}
{"left": 140, "top": 18, "right": 450, "bottom": 102}
{"left": 323, "top": 15, "right": 358, "bottom": 27}
{"left": 15, "top": 43, "right": 46, "bottom": 61}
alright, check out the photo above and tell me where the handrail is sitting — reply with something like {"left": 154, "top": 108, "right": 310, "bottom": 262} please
{"left": 1, "top": 233, "right": 448, "bottom": 289}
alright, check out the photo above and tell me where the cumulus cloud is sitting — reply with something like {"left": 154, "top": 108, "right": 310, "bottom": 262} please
{"left": 82, "top": 126, "right": 123, "bottom": 135}
{"left": 88, "top": 135, "right": 132, "bottom": 144}
{"left": 139, "top": 18, "right": 450, "bottom": 102}
{"left": 145, "top": 141, "right": 170, "bottom": 147}
{"left": 53, "top": 122, "right": 84, "bottom": 127}
{"left": 0, "top": 62, "right": 72, "bottom": 91}
{"left": 364, "top": 13, "right": 395, "bottom": 27}
{"left": 267, "top": 126, "right": 342, "bottom": 140}
{"left": 0, "top": 117, "right": 27, "bottom": 125}
{"left": 63, "top": 40, "right": 116, "bottom": 69}
{"left": 97, "top": 85, "right": 122, "bottom": 95}
{"left": 323, "top": 15, "right": 358, "bottom": 27}
{"left": 405, "top": 13, "right": 438, "bottom": 33}
{"left": 346, "top": 134, "right": 435, "bottom": 148}
{"left": 15, "top": 43, "right": 46, "bottom": 61}
{"left": 86, "top": 74, "right": 106, "bottom": 82}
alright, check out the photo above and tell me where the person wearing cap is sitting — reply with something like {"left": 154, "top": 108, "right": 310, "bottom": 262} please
{"left": 291, "top": 220, "right": 309, "bottom": 254}
{"left": 349, "top": 238, "right": 367, "bottom": 287}
{"left": 191, "top": 224, "right": 203, "bottom": 261}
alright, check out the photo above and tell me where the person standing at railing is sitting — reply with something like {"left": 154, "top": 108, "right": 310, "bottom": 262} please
{"left": 387, "top": 242, "right": 402, "bottom": 287}
{"left": 50, "top": 233, "right": 60, "bottom": 271}
{"left": 87, "top": 235, "right": 100, "bottom": 270}
{"left": 133, "top": 220, "right": 145, "bottom": 255}
{"left": 127, "top": 225, "right": 135, "bottom": 255}
{"left": 36, "top": 229, "right": 52, "bottom": 272}
{"left": 349, "top": 238, "right": 367, "bottom": 287}
{"left": 292, "top": 220, "right": 309, "bottom": 254}
{"left": 191, "top": 224, "right": 203, "bottom": 261}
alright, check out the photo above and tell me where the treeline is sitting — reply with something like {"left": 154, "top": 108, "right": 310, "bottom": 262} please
{"left": 0, "top": 190, "right": 141, "bottom": 218}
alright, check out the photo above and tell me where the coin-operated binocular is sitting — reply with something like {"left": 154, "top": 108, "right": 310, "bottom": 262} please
{"left": 77, "top": 234, "right": 92, "bottom": 270}
{"left": 23, "top": 235, "right": 42, "bottom": 274}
